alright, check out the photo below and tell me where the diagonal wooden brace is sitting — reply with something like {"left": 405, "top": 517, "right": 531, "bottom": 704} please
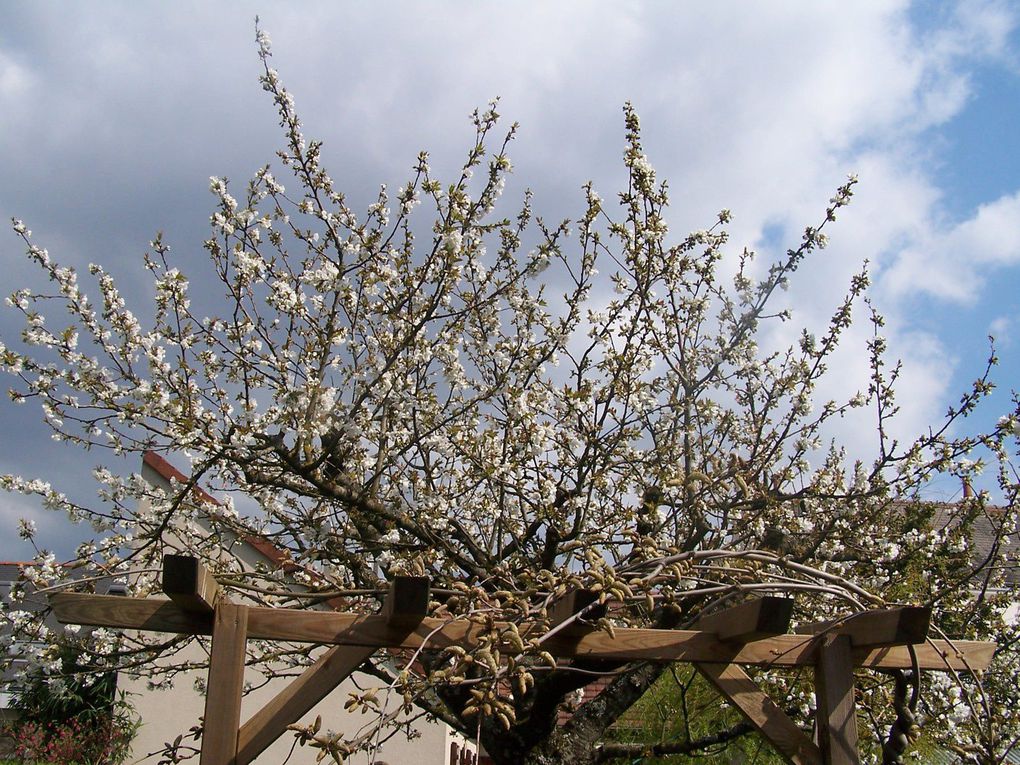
{"left": 234, "top": 576, "right": 430, "bottom": 764}
{"left": 696, "top": 663, "right": 821, "bottom": 765}
{"left": 694, "top": 597, "right": 819, "bottom": 765}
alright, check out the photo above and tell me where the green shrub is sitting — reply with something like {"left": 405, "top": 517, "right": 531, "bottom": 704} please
{"left": 1, "top": 645, "right": 137, "bottom": 765}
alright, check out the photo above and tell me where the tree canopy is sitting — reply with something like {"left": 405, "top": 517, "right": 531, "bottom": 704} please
{"left": 2, "top": 28, "right": 1019, "bottom": 765}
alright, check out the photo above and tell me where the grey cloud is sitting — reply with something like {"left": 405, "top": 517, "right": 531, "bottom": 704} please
{"left": 1, "top": 1, "right": 1018, "bottom": 559}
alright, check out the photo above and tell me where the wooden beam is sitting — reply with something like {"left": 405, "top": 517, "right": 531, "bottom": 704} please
{"left": 236, "top": 644, "right": 375, "bottom": 764}
{"left": 814, "top": 634, "right": 859, "bottom": 765}
{"left": 234, "top": 577, "right": 430, "bottom": 764}
{"left": 201, "top": 603, "right": 248, "bottom": 765}
{"left": 163, "top": 555, "right": 222, "bottom": 614}
{"left": 49, "top": 593, "right": 995, "bottom": 671}
{"left": 383, "top": 576, "right": 431, "bottom": 627}
{"left": 696, "top": 663, "right": 821, "bottom": 765}
{"left": 798, "top": 607, "right": 930, "bottom": 649}
{"left": 546, "top": 588, "right": 606, "bottom": 636}
{"left": 696, "top": 597, "right": 794, "bottom": 642}
{"left": 52, "top": 592, "right": 212, "bottom": 634}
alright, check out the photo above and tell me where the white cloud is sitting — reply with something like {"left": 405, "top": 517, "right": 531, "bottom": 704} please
{"left": 990, "top": 315, "right": 1016, "bottom": 346}
{"left": 0, "top": 491, "right": 69, "bottom": 562}
{"left": 1, "top": 0, "right": 1019, "bottom": 553}
{"left": 0, "top": 50, "right": 31, "bottom": 99}
{"left": 881, "top": 191, "right": 1020, "bottom": 302}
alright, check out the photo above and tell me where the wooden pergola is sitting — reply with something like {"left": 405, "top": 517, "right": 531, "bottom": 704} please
{"left": 49, "top": 556, "right": 995, "bottom": 765}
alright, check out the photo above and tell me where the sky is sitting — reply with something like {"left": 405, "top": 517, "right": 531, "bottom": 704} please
{"left": 1, "top": 1, "right": 1019, "bottom": 561}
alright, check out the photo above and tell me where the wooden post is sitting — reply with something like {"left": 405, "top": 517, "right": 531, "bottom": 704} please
{"left": 383, "top": 575, "right": 430, "bottom": 626}
{"left": 163, "top": 555, "right": 222, "bottom": 613}
{"left": 546, "top": 588, "right": 606, "bottom": 636}
{"left": 814, "top": 634, "right": 859, "bottom": 765}
{"left": 201, "top": 603, "right": 248, "bottom": 765}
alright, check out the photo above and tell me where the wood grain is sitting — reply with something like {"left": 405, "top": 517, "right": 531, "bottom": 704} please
{"left": 814, "top": 634, "right": 860, "bottom": 765}
{"left": 52, "top": 592, "right": 212, "bottom": 634}
{"left": 696, "top": 597, "right": 795, "bottom": 642}
{"left": 798, "top": 607, "right": 931, "bottom": 649}
{"left": 696, "top": 662, "right": 821, "bottom": 765}
{"left": 49, "top": 593, "right": 994, "bottom": 671}
{"left": 201, "top": 603, "right": 248, "bottom": 765}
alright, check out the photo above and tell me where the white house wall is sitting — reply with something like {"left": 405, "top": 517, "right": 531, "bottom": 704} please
{"left": 122, "top": 457, "right": 462, "bottom": 764}
{"left": 120, "top": 643, "right": 450, "bottom": 764}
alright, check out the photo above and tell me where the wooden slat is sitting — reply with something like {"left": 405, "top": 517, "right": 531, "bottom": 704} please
{"left": 235, "top": 577, "right": 430, "bottom": 764}
{"left": 696, "top": 597, "right": 794, "bottom": 642}
{"left": 52, "top": 592, "right": 213, "bottom": 634}
{"left": 236, "top": 644, "right": 375, "bottom": 764}
{"left": 814, "top": 634, "right": 859, "bottom": 765}
{"left": 546, "top": 588, "right": 606, "bottom": 635}
{"left": 383, "top": 576, "right": 430, "bottom": 627}
{"left": 798, "top": 607, "right": 930, "bottom": 649}
{"left": 163, "top": 555, "right": 222, "bottom": 614}
{"left": 201, "top": 603, "right": 248, "bottom": 765}
{"left": 696, "top": 663, "right": 821, "bottom": 765}
{"left": 49, "top": 593, "right": 994, "bottom": 671}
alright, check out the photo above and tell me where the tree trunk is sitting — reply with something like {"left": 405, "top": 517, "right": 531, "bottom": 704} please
{"left": 498, "top": 662, "right": 667, "bottom": 765}
{"left": 519, "top": 726, "right": 605, "bottom": 765}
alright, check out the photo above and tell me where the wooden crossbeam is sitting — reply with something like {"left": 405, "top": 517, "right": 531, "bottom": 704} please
{"left": 383, "top": 576, "right": 430, "bottom": 627}
{"left": 546, "top": 588, "right": 606, "bottom": 635}
{"left": 201, "top": 603, "right": 248, "bottom": 765}
{"left": 814, "top": 634, "right": 860, "bottom": 765}
{"left": 696, "top": 597, "right": 794, "bottom": 642}
{"left": 797, "top": 607, "right": 930, "bottom": 649}
{"left": 54, "top": 593, "right": 213, "bottom": 634}
{"left": 48, "top": 593, "right": 994, "bottom": 671}
{"left": 163, "top": 555, "right": 222, "bottom": 614}
{"left": 696, "top": 663, "right": 821, "bottom": 765}
{"left": 235, "top": 577, "right": 430, "bottom": 764}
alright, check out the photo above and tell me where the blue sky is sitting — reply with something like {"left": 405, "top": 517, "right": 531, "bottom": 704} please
{"left": 1, "top": 1, "right": 1019, "bottom": 560}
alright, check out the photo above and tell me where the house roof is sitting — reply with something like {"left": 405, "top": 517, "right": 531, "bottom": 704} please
{"left": 142, "top": 451, "right": 220, "bottom": 506}
{"left": 930, "top": 502, "right": 1020, "bottom": 588}
{"left": 142, "top": 450, "right": 352, "bottom": 609}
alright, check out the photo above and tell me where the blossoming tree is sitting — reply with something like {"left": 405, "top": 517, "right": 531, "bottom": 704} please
{"left": 3, "top": 29, "right": 1019, "bottom": 765}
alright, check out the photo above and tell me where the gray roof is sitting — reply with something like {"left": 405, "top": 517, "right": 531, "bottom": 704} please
{"left": 929, "top": 504, "right": 1020, "bottom": 589}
